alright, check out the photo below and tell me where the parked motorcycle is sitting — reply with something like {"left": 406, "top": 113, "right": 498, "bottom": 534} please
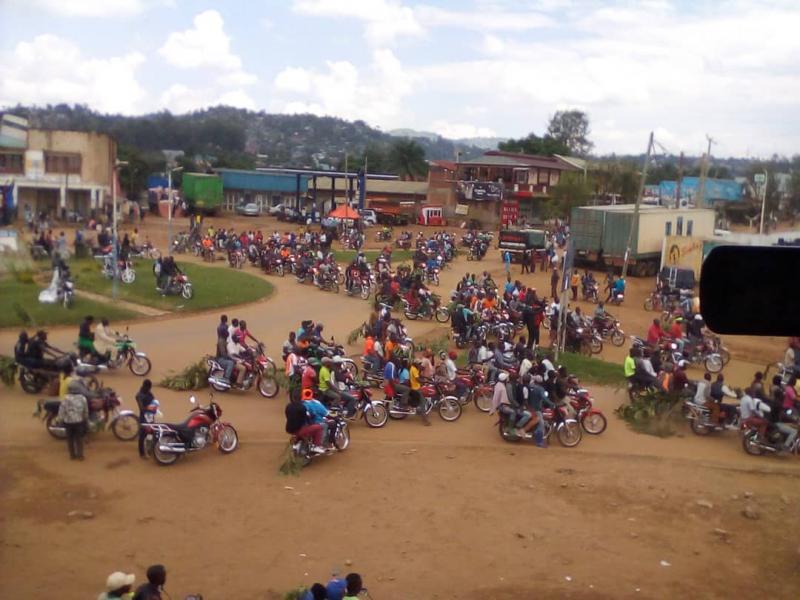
{"left": 643, "top": 291, "right": 663, "bottom": 312}
{"left": 108, "top": 329, "right": 152, "bottom": 376}
{"left": 207, "top": 342, "right": 279, "bottom": 398}
{"left": 100, "top": 256, "right": 136, "bottom": 284}
{"left": 228, "top": 249, "right": 245, "bottom": 269}
{"left": 35, "top": 386, "right": 138, "bottom": 441}
{"left": 160, "top": 273, "right": 194, "bottom": 299}
{"left": 290, "top": 407, "right": 350, "bottom": 467}
{"left": 497, "top": 404, "right": 583, "bottom": 447}
{"left": 145, "top": 395, "right": 238, "bottom": 466}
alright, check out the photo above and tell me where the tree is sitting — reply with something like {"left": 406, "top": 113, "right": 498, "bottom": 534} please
{"left": 789, "top": 170, "right": 800, "bottom": 214}
{"left": 546, "top": 110, "right": 593, "bottom": 156}
{"left": 498, "top": 132, "right": 569, "bottom": 156}
{"left": 547, "top": 171, "right": 593, "bottom": 220}
{"left": 387, "top": 139, "right": 428, "bottom": 180}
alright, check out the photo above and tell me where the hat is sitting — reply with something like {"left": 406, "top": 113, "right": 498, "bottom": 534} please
{"left": 694, "top": 314, "right": 703, "bottom": 321}
{"left": 498, "top": 372, "right": 509, "bottom": 382}
{"left": 448, "top": 350, "right": 457, "bottom": 360}
{"left": 106, "top": 572, "right": 135, "bottom": 591}
{"left": 301, "top": 388, "right": 314, "bottom": 400}
{"left": 321, "top": 357, "right": 334, "bottom": 365}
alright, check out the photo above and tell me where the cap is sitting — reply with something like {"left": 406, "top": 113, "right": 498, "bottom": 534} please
{"left": 106, "top": 572, "right": 135, "bottom": 592}
{"left": 498, "top": 372, "right": 509, "bottom": 382}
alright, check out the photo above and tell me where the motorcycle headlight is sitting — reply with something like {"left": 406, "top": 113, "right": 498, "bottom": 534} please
{"left": 576, "top": 328, "right": 583, "bottom": 334}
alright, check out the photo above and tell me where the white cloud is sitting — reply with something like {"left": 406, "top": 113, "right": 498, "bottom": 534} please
{"left": 273, "top": 49, "right": 413, "bottom": 128}
{"left": 292, "top": 0, "right": 424, "bottom": 45}
{"left": 159, "top": 84, "right": 256, "bottom": 113}
{"left": 22, "top": 0, "right": 148, "bottom": 17}
{"left": 415, "top": 5, "right": 553, "bottom": 31}
{"left": 431, "top": 121, "right": 497, "bottom": 139}
{"left": 0, "top": 34, "right": 146, "bottom": 114}
{"left": 159, "top": 10, "right": 246, "bottom": 72}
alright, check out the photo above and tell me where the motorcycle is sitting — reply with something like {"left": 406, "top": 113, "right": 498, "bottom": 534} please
{"left": 741, "top": 421, "right": 800, "bottom": 456}
{"left": 609, "top": 291, "right": 624, "bottom": 306}
{"left": 658, "top": 338, "right": 723, "bottom": 373}
{"left": 263, "top": 257, "right": 286, "bottom": 277}
{"left": 568, "top": 388, "right": 607, "bottom": 434}
{"left": 425, "top": 266, "right": 440, "bottom": 286}
{"left": 18, "top": 354, "right": 100, "bottom": 394}
{"left": 56, "top": 275, "right": 75, "bottom": 308}
{"left": 643, "top": 291, "right": 663, "bottom": 312}
{"left": 566, "top": 327, "right": 603, "bottom": 356}
{"left": 172, "top": 233, "right": 189, "bottom": 254}
{"left": 207, "top": 342, "right": 280, "bottom": 398}
{"left": 131, "top": 242, "right": 161, "bottom": 260}
{"left": 228, "top": 249, "right": 245, "bottom": 269}
{"left": 336, "top": 378, "right": 390, "bottom": 427}
{"left": 35, "top": 386, "right": 138, "bottom": 441}
{"left": 684, "top": 400, "right": 739, "bottom": 435}
{"left": 315, "top": 270, "right": 340, "bottom": 293}
{"left": 452, "top": 324, "right": 488, "bottom": 349}
{"left": 100, "top": 256, "right": 136, "bottom": 284}
{"left": 402, "top": 297, "right": 450, "bottom": 323}
{"left": 375, "top": 229, "right": 393, "bottom": 242}
{"left": 108, "top": 329, "right": 152, "bottom": 376}
{"left": 386, "top": 378, "right": 462, "bottom": 422}
{"left": 145, "top": 395, "right": 238, "bottom": 466}
{"left": 346, "top": 274, "right": 374, "bottom": 300}
{"left": 290, "top": 407, "right": 351, "bottom": 467}
{"left": 395, "top": 237, "right": 411, "bottom": 250}
{"left": 497, "top": 403, "right": 583, "bottom": 447}
{"left": 581, "top": 283, "right": 599, "bottom": 304}
{"left": 593, "top": 318, "right": 626, "bottom": 347}
{"left": 160, "top": 273, "right": 194, "bottom": 299}
{"left": 454, "top": 366, "right": 493, "bottom": 412}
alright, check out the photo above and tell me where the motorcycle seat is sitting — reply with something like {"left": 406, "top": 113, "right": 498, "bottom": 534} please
{"left": 43, "top": 399, "right": 62, "bottom": 412}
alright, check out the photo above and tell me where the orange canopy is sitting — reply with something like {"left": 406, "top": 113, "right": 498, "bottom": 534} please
{"left": 328, "top": 204, "right": 360, "bottom": 220}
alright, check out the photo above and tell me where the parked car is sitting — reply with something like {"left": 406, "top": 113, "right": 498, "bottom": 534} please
{"left": 277, "top": 208, "right": 299, "bottom": 222}
{"left": 268, "top": 203, "right": 285, "bottom": 215}
{"left": 236, "top": 202, "right": 260, "bottom": 217}
{"left": 359, "top": 209, "right": 377, "bottom": 226}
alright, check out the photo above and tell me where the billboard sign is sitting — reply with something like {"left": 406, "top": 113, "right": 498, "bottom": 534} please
{"left": 457, "top": 180, "right": 503, "bottom": 202}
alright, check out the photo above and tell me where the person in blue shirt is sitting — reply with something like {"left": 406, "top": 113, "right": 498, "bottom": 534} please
{"left": 504, "top": 275, "right": 515, "bottom": 297}
{"left": 384, "top": 357, "right": 409, "bottom": 406}
{"left": 613, "top": 276, "right": 625, "bottom": 296}
{"left": 503, "top": 250, "right": 511, "bottom": 275}
{"left": 302, "top": 394, "right": 331, "bottom": 448}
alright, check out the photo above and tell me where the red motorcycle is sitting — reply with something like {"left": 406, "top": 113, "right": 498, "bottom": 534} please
{"left": 498, "top": 403, "right": 582, "bottom": 447}
{"left": 144, "top": 395, "right": 238, "bottom": 466}
{"left": 385, "top": 377, "right": 462, "bottom": 421}
{"left": 454, "top": 366, "right": 493, "bottom": 412}
{"left": 568, "top": 388, "right": 607, "bottom": 434}
{"left": 207, "top": 342, "right": 280, "bottom": 398}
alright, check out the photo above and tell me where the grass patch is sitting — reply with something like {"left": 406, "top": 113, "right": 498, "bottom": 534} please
{"left": 541, "top": 350, "right": 627, "bottom": 387}
{"left": 73, "top": 258, "right": 274, "bottom": 312}
{"left": 0, "top": 277, "right": 137, "bottom": 328}
{"left": 615, "top": 390, "right": 684, "bottom": 437}
{"left": 159, "top": 358, "right": 210, "bottom": 390}
{"left": 333, "top": 249, "right": 413, "bottom": 264}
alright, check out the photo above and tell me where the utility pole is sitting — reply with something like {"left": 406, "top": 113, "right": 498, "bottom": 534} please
{"left": 675, "top": 151, "right": 684, "bottom": 209}
{"left": 696, "top": 134, "right": 715, "bottom": 208}
{"left": 112, "top": 160, "right": 129, "bottom": 300}
{"left": 759, "top": 169, "right": 769, "bottom": 234}
{"left": 622, "top": 132, "right": 654, "bottom": 279}
{"left": 167, "top": 165, "right": 183, "bottom": 256}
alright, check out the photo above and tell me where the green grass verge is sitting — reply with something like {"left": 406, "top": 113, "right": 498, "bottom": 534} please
{"left": 72, "top": 258, "right": 274, "bottom": 312}
{"left": 0, "top": 278, "right": 137, "bottom": 328}
{"left": 544, "top": 351, "right": 627, "bottom": 387}
{"left": 333, "top": 249, "right": 413, "bottom": 264}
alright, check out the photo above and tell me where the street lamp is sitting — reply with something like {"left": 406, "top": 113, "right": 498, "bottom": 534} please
{"left": 167, "top": 165, "right": 184, "bottom": 255}
{"left": 112, "top": 159, "right": 129, "bottom": 300}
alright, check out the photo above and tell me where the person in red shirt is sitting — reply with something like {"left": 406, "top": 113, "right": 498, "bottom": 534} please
{"left": 646, "top": 318, "right": 666, "bottom": 347}
{"left": 668, "top": 317, "right": 685, "bottom": 353}
{"left": 301, "top": 358, "right": 319, "bottom": 392}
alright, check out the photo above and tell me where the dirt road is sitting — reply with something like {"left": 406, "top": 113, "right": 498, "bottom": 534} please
{"left": 2, "top": 220, "right": 799, "bottom": 599}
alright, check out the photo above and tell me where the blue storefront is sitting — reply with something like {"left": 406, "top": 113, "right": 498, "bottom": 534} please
{"left": 216, "top": 168, "right": 311, "bottom": 213}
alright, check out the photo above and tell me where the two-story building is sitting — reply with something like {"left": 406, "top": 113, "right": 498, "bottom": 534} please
{"left": 0, "top": 114, "right": 116, "bottom": 221}
{"left": 427, "top": 151, "right": 578, "bottom": 226}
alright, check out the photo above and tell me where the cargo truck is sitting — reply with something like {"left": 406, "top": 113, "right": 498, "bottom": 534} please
{"left": 570, "top": 205, "right": 716, "bottom": 277}
{"left": 182, "top": 173, "right": 223, "bottom": 214}
{"left": 498, "top": 228, "right": 547, "bottom": 262}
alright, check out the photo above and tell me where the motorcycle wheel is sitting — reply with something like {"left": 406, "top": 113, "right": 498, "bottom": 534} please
{"left": 498, "top": 418, "right": 520, "bottom": 442}
{"left": 644, "top": 297, "right": 654, "bottom": 311}
{"left": 218, "top": 424, "right": 239, "bottom": 453}
{"left": 111, "top": 414, "right": 140, "bottom": 441}
{"left": 129, "top": 354, "right": 152, "bottom": 376}
{"left": 704, "top": 354, "right": 723, "bottom": 373}
{"left": 336, "top": 272, "right": 345, "bottom": 285}
{"left": 334, "top": 424, "right": 350, "bottom": 450}
{"left": 455, "top": 336, "right": 466, "bottom": 349}
{"left": 543, "top": 319, "right": 551, "bottom": 331}
{"left": 404, "top": 309, "right": 417, "bottom": 321}
{"left": 720, "top": 347, "right": 731, "bottom": 366}
{"left": 581, "top": 412, "right": 607, "bottom": 435}
{"left": 579, "top": 340, "right": 592, "bottom": 356}
{"left": 342, "top": 360, "right": 358, "bottom": 379}
{"left": 611, "top": 330, "right": 626, "bottom": 347}
{"left": 45, "top": 414, "right": 67, "bottom": 439}
{"left": 153, "top": 434, "right": 181, "bottom": 466}
{"left": 121, "top": 269, "right": 136, "bottom": 284}
{"left": 332, "top": 281, "right": 340, "bottom": 294}
{"left": 435, "top": 308, "right": 450, "bottom": 323}
{"left": 433, "top": 274, "right": 440, "bottom": 286}
{"left": 557, "top": 420, "right": 583, "bottom": 447}
{"left": 590, "top": 337, "right": 603, "bottom": 354}
{"left": 364, "top": 403, "right": 389, "bottom": 428}
{"left": 209, "top": 368, "right": 229, "bottom": 392}
{"left": 690, "top": 417, "right": 710, "bottom": 436}
{"left": 474, "top": 388, "right": 492, "bottom": 413}
{"left": 742, "top": 431, "right": 763, "bottom": 456}
{"left": 277, "top": 265, "right": 285, "bottom": 277}
{"left": 258, "top": 376, "right": 280, "bottom": 398}
{"left": 262, "top": 358, "right": 277, "bottom": 379}
{"left": 360, "top": 286, "right": 371, "bottom": 300}
{"left": 20, "top": 371, "right": 45, "bottom": 394}
{"left": 438, "top": 396, "right": 462, "bottom": 422}
{"left": 181, "top": 284, "right": 194, "bottom": 299}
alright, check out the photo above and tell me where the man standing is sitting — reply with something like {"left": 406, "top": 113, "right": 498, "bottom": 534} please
{"left": 58, "top": 384, "right": 89, "bottom": 460}
{"left": 521, "top": 249, "right": 530, "bottom": 274}
{"left": 570, "top": 270, "right": 580, "bottom": 301}
{"left": 550, "top": 268, "right": 560, "bottom": 300}
{"left": 503, "top": 250, "right": 511, "bottom": 276}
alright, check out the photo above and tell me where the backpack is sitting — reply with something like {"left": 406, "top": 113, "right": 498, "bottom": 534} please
{"left": 285, "top": 402, "right": 308, "bottom": 434}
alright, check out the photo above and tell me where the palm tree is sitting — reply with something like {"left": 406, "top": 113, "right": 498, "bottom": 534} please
{"left": 388, "top": 139, "right": 428, "bottom": 180}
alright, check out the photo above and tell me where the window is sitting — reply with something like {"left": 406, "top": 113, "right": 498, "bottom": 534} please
{"left": 549, "top": 171, "right": 560, "bottom": 186}
{"left": 665, "top": 221, "right": 672, "bottom": 236}
{"left": 538, "top": 169, "right": 549, "bottom": 184}
{"left": 44, "top": 152, "right": 81, "bottom": 175}
{"left": 0, "top": 152, "right": 24, "bottom": 174}
{"left": 676, "top": 216, "right": 684, "bottom": 235}
{"left": 514, "top": 169, "right": 528, "bottom": 184}
{"left": 687, "top": 220, "right": 693, "bottom": 236}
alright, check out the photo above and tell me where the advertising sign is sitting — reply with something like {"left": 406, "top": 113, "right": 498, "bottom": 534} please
{"left": 501, "top": 200, "right": 519, "bottom": 226}
{"left": 662, "top": 235, "right": 704, "bottom": 274}
{"left": 457, "top": 181, "right": 503, "bottom": 202}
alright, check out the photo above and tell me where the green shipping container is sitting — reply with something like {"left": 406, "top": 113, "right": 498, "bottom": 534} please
{"left": 182, "top": 173, "right": 223, "bottom": 211}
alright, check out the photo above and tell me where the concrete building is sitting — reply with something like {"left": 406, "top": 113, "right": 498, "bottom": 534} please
{"left": 426, "top": 151, "right": 578, "bottom": 226}
{"left": 0, "top": 114, "right": 116, "bottom": 220}
{"left": 216, "top": 168, "right": 311, "bottom": 213}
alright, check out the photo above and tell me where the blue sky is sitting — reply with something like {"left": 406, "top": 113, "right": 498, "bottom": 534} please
{"left": 1, "top": 0, "right": 799, "bottom": 157}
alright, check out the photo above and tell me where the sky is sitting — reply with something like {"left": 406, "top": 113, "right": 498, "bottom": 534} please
{"left": 1, "top": 0, "right": 799, "bottom": 157}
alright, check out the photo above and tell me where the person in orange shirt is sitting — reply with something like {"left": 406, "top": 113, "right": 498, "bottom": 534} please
{"left": 482, "top": 294, "right": 497, "bottom": 311}
{"left": 384, "top": 336, "right": 396, "bottom": 362}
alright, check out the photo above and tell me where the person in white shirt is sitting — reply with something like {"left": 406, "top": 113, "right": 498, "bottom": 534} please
{"left": 226, "top": 328, "right": 246, "bottom": 385}
{"left": 739, "top": 387, "right": 771, "bottom": 440}
{"left": 94, "top": 318, "right": 117, "bottom": 359}
{"left": 519, "top": 350, "right": 533, "bottom": 378}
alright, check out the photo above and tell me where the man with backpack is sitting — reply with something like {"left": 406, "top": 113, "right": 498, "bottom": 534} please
{"left": 285, "top": 395, "right": 326, "bottom": 455}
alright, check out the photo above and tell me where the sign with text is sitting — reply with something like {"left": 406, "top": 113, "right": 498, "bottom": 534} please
{"left": 457, "top": 181, "right": 503, "bottom": 202}
{"left": 501, "top": 200, "right": 519, "bottom": 226}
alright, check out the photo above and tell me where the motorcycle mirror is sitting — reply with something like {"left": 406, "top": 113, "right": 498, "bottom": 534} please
{"left": 189, "top": 395, "right": 197, "bottom": 404}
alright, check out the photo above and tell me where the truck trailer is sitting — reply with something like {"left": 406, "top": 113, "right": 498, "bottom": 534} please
{"left": 498, "top": 228, "right": 547, "bottom": 262}
{"left": 182, "top": 173, "right": 223, "bottom": 214}
{"left": 570, "top": 205, "right": 716, "bottom": 276}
